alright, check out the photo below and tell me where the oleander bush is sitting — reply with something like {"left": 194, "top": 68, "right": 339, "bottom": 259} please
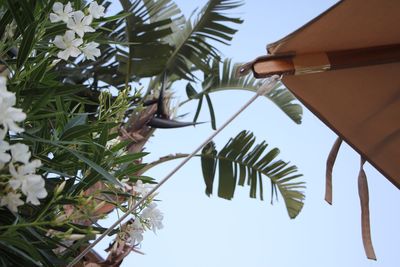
{"left": 0, "top": 0, "right": 304, "bottom": 265}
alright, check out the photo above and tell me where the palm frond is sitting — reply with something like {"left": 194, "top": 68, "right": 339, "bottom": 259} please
{"left": 115, "top": 0, "right": 182, "bottom": 78}
{"left": 186, "top": 59, "right": 303, "bottom": 124}
{"left": 200, "top": 131, "right": 305, "bottom": 218}
{"left": 162, "top": 0, "right": 243, "bottom": 80}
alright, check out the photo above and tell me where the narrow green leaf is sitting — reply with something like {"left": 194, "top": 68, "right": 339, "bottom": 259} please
{"left": 205, "top": 94, "right": 216, "bottom": 130}
{"left": 115, "top": 163, "right": 147, "bottom": 178}
{"left": 5, "top": 0, "right": 24, "bottom": 33}
{"left": 113, "top": 152, "right": 148, "bottom": 164}
{"left": 186, "top": 83, "right": 198, "bottom": 99}
{"left": 17, "top": 22, "right": 37, "bottom": 69}
{"left": 62, "top": 114, "right": 88, "bottom": 134}
{"left": 110, "top": 140, "right": 131, "bottom": 153}
{"left": 0, "top": 11, "right": 13, "bottom": 37}
{"left": 201, "top": 142, "right": 217, "bottom": 196}
{"left": 193, "top": 95, "right": 203, "bottom": 123}
{"left": 0, "top": 240, "right": 42, "bottom": 266}
{"left": 65, "top": 148, "right": 123, "bottom": 187}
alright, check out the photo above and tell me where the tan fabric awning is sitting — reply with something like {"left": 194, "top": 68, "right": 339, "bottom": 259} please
{"left": 243, "top": 0, "right": 400, "bottom": 189}
{"left": 242, "top": 0, "right": 400, "bottom": 259}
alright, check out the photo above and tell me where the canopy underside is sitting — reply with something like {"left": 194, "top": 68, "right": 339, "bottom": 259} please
{"left": 283, "top": 62, "right": 400, "bottom": 188}
{"left": 260, "top": 0, "right": 400, "bottom": 189}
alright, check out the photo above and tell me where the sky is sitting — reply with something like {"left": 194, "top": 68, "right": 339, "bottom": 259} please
{"left": 97, "top": 1, "right": 400, "bottom": 266}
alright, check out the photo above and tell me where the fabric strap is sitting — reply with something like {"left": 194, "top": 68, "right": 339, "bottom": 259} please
{"left": 325, "top": 137, "right": 342, "bottom": 204}
{"left": 358, "top": 158, "right": 377, "bottom": 260}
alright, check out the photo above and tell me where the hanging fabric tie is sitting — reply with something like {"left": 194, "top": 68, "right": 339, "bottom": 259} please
{"left": 358, "top": 157, "right": 377, "bottom": 260}
{"left": 325, "top": 137, "right": 342, "bottom": 204}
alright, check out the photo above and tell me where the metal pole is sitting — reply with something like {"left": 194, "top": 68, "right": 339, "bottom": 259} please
{"left": 67, "top": 75, "right": 280, "bottom": 266}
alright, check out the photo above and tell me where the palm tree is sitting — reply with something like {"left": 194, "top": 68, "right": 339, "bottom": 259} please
{"left": 0, "top": 0, "right": 304, "bottom": 265}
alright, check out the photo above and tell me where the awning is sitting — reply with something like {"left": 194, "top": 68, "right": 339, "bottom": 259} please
{"left": 240, "top": 0, "right": 400, "bottom": 260}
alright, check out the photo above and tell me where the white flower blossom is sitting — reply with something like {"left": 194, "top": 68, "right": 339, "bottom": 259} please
{"left": 22, "top": 174, "right": 47, "bottom": 205}
{"left": 129, "top": 218, "right": 144, "bottom": 243}
{"left": 0, "top": 76, "right": 6, "bottom": 89}
{"left": 67, "top": 11, "right": 94, "bottom": 37}
{"left": 8, "top": 160, "right": 47, "bottom": 205}
{"left": 0, "top": 191, "right": 24, "bottom": 212}
{"left": 88, "top": 1, "right": 105, "bottom": 19}
{"left": 132, "top": 180, "right": 150, "bottom": 195}
{"left": 81, "top": 41, "right": 101, "bottom": 61}
{"left": 0, "top": 140, "right": 11, "bottom": 168}
{"left": 141, "top": 203, "right": 163, "bottom": 232}
{"left": 50, "top": 2, "right": 74, "bottom": 23}
{"left": 19, "top": 159, "right": 42, "bottom": 174}
{"left": 0, "top": 74, "right": 47, "bottom": 210}
{"left": 53, "top": 30, "right": 83, "bottom": 60}
{"left": 0, "top": 97, "right": 26, "bottom": 133}
{"left": 0, "top": 129, "right": 6, "bottom": 141}
{"left": 10, "top": 143, "right": 31, "bottom": 164}
{"left": 8, "top": 162, "right": 32, "bottom": 190}
{"left": 8, "top": 170, "right": 31, "bottom": 191}
{"left": 0, "top": 76, "right": 16, "bottom": 108}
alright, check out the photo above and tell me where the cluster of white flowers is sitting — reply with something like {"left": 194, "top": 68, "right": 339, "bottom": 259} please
{"left": 50, "top": 1, "right": 105, "bottom": 61}
{"left": 0, "top": 77, "right": 47, "bottom": 212}
{"left": 125, "top": 180, "right": 164, "bottom": 246}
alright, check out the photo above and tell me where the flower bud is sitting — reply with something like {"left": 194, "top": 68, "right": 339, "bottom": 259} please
{"left": 55, "top": 181, "right": 66, "bottom": 195}
{"left": 66, "top": 234, "right": 86, "bottom": 241}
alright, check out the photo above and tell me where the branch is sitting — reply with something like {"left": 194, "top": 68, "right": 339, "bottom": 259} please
{"left": 140, "top": 153, "right": 189, "bottom": 174}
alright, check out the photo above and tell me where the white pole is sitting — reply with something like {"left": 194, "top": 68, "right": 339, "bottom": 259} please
{"left": 67, "top": 75, "right": 280, "bottom": 266}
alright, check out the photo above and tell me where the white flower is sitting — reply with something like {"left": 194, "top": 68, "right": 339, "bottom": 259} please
{"left": 0, "top": 97, "right": 26, "bottom": 133}
{"left": 129, "top": 218, "right": 144, "bottom": 243}
{"left": 88, "top": 1, "right": 105, "bottom": 19}
{"left": 0, "top": 191, "right": 24, "bottom": 212}
{"left": 81, "top": 42, "right": 101, "bottom": 61}
{"left": 132, "top": 180, "right": 150, "bottom": 195}
{"left": 19, "top": 159, "right": 42, "bottom": 174}
{"left": 8, "top": 159, "right": 40, "bottom": 189}
{"left": 141, "top": 203, "right": 163, "bottom": 232}
{"left": 0, "top": 77, "right": 25, "bottom": 133}
{"left": 22, "top": 174, "right": 47, "bottom": 205}
{"left": 8, "top": 161, "right": 47, "bottom": 205}
{"left": 50, "top": 2, "right": 74, "bottom": 23}
{"left": 53, "top": 30, "right": 83, "bottom": 60}
{"left": 0, "top": 76, "right": 6, "bottom": 89}
{"left": 8, "top": 162, "right": 29, "bottom": 190}
{"left": 10, "top": 143, "right": 31, "bottom": 164}
{"left": 0, "top": 129, "right": 6, "bottom": 140}
{"left": 0, "top": 140, "right": 10, "bottom": 168}
{"left": 0, "top": 76, "right": 16, "bottom": 107}
{"left": 67, "top": 11, "right": 94, "bottom": 37}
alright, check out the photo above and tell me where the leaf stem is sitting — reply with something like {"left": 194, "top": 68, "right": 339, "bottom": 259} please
{"left": 140, "top": 153, "right": 190, "bottom": 174}
{"left": 0, "top": 221, "right": 52, "bottom": 231}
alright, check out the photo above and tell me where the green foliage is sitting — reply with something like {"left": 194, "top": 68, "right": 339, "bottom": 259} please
{"left": 184, "top": 59, "right": 303, "bottom": 125}
{"left": 116, "top": 0, "right": 243, "bottom": 81}
{"left": 201, "top": 131, "right": 305, "bottom": 218}
{"left": 0, "top": 0, "right": 305, "bottom": 264}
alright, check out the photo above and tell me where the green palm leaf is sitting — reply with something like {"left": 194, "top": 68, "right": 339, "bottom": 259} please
{"left": 163, "top": 0, "right": 243, "bottom": 79}
{"left": 185, "top": 59, "right": 303, "bottom": 124}
{"left": 114, "top": 0, "right": 182, "bottom": 79}
{"left": 201, "top": 130, "right": 305, "bottom": 219}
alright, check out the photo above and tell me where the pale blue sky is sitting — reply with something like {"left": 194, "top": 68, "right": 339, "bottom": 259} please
{"left": 98, "top": 1, "right": 400, "bottom": 266}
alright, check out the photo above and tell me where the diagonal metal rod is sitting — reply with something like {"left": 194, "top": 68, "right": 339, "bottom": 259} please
{"left": 67, "top": 75, "right": 280, "bottom": 266}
